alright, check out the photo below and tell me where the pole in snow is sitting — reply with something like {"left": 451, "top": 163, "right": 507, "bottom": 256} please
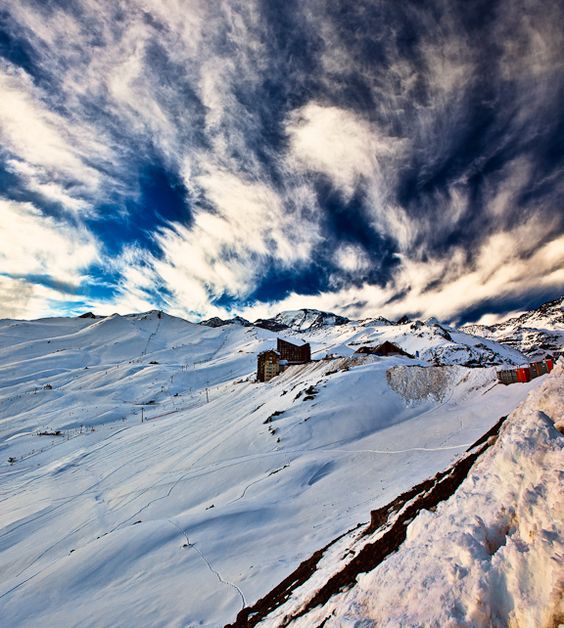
{"left": 141, "top": 407, "right": 144, "bottom": 423}
{"left": 205, "top": 388, "right": 209, "bottom": 403}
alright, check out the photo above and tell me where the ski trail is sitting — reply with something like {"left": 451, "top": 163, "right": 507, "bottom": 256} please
{"left": 141, "top": 316, "right": 162, "bottom": 357}
{"left": 167, "top": 519, "right": 246, "bottom": 610}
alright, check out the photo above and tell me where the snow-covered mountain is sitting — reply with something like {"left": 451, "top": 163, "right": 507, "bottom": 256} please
{"left": 0, "top": 308, "right": 557, "bottom": 626}
{"left": 254, "top": 309, "right": 350, "bottom": 332}
{"left": 463, "top": 296, "right": 563, "bottom": 359}
{"left": 246, "top": 308, "right": 526, "bottom": 366}
{"left": 200, "top": 315, "right": 252, "bottom": 328}
{"left": 284, "top": 315, "right": 527, "bottom": 366}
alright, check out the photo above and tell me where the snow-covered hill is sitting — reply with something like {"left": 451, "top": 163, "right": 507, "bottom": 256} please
{"left": 463, "top": 297, "right": 563, "bottom": 359}
{"left": 0, "top": 310, "right": 553, "bottom": 626}
{"left": 246, "top": 365, "right": 563, "bottom": 627}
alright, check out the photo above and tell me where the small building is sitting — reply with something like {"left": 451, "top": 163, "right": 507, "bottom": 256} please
{"left": 529, "top": 361, "right": 548, "bottom": 378}
{"left": 497, "top": 357, "right": 555, "bottom": 385}
{"left": 516, "top": 366, "right": 531, "bottom": 383}
{"left": 277, "top": 338, "right": 311, "bottom": 364}
{"left": 356, "top": 341, "right": 413, "bottom": 358}
{"left": 256, "top": 339, "right": 311, "bottom": 383}
{"left": 497, "top": 369, "right": 518, "bottom": 385}
{"left": 257, "top": 350, "right": 281, "bottom": 382}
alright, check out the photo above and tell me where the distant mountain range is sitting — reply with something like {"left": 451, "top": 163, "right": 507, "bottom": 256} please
{"left": 201, "top": 308, "right": 350, "bottom": 331}
{"left": 462, "top": 297, "right": 563, "bottom": 359}
{"left": 200, "top": 298, "right": 563, "bottom": 360}
{"left": 70, "top": 297, "right": 564, "bottom": 365}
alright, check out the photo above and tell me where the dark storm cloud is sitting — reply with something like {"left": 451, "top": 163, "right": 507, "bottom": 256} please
{"left": 0, "top": 0, "right": 562, "bottom": 320}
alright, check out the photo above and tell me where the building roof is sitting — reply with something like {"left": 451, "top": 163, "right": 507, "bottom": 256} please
{"left": 277, "top": 336, "right": 310, "bottom": 347}
{"left": 258, "top": 349, "right": 280, "bottom": 357}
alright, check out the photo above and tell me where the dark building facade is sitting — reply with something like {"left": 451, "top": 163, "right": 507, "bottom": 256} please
{"left": 277, "top": 338, "right": 311, "bottom": 364}
{"left": 257, "top": 339, "right": 311, "bottom": 382}
{"left": 257, "top": 350, "right": 280, "bottom": 382}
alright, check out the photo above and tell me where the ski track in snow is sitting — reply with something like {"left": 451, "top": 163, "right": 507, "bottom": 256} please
{"left": 140, "top": 316, "right": 162, "bottom": 357}
{"left": 166, "top": 518, "right": 247, "bottom": 610}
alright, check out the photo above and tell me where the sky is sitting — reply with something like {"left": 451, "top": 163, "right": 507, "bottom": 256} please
{"left": 0, "top": 0, "right": 563, "bottom": 325}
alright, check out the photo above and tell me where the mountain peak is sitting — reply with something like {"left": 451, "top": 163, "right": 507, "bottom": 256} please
{"left": 255, "top": 309, "right": 350, "bottom": 332}
{"left": 200, "top": 315, "right": 251, "bottom": 328}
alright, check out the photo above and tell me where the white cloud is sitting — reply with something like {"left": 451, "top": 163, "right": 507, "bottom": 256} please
{"left": 0, "top": 275, "right": 87, "bottom": 320}
{"left": 236, "top": 223, "right": 564, "bottom": 324}
{"left": 0, "top": 60, "right": 115, "bottom": 212}
{"left": 152, "top": 167, "right": 321, "bottom": 311}
{"left": 286, "top": 103, "right": 401, "bottom": 200}
{"left": 6, "top": 160, "right": 90, "bottom": 212}
{"left": 473, "top": 311, "right": 525, "bottom": 326}
{"left": 0, "top": 198, "right": 99, "bottom": 285}
{"left": 334, "top": 244, "right": 371, "bottom": 273}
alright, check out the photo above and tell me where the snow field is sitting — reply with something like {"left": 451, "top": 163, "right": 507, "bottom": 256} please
{"left": 0, "top": 312, "right": 550, "bottom": 626}
{"left": 272, "top": 365, "right": 563, "bottom": 627}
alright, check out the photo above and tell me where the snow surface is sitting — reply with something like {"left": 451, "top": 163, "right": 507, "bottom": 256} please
{"left": 261, "top": 364, "right": 564, "bottom": 628}
{"left": 0, "top": 311, "right": 550, "bottom": 626}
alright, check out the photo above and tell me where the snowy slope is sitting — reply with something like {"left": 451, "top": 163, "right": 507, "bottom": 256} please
{"left": 463, "top": 296, "right": 563, "bottom": 359}
{"left": 0, "top": 311, "right": 549, "bottom": 626}
{"left": 255, "top": 364, "right": 563, "bottom": 628}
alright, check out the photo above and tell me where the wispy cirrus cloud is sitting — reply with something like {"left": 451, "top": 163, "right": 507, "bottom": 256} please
{"left": 0, "top": 198, "right": 99, "bottom": 284}
{"left": 0, "top": 0, "right": 562, "bottom": 322}
{"left": 237, "top": 225, "right": 564, "bottom": 324}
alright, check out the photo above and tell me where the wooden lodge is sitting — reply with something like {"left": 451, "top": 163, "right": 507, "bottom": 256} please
{"left": 257, "top": 339, "right": 311, "bottom": 382}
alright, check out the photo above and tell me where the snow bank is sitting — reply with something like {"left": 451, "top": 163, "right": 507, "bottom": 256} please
{"left": 386, "top": 365, "right": 494, "bottom": 403}
{"left": 291, "top": 365, "right": 563, "bottom": 628}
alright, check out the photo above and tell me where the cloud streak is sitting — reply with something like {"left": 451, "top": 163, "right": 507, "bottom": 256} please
{"left": 0, "top": 0, "right": 562, "bottom": 321}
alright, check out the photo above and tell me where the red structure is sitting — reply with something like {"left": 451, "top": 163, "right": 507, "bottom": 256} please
{"left": 516, "top": 367, "right": 531, "bottom": 383}
{"left": 497, "top": 358, "right": 555, "bottom": 385}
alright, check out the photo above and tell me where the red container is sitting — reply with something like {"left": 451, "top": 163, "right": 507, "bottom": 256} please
{"left": 545, "top": 358, "right": 553, "bottom": 372}
{"left": 516, "top": 367, "right": 531, "bottom": 383}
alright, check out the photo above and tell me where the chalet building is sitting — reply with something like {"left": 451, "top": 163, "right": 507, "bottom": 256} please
{"left": 277, "top": 338, "right": 311, "bottom": 364}
{"left": 257, "top": 339, "right": 311, "bottom": 382}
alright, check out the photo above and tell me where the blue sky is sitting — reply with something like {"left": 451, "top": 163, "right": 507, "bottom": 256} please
{"left": 0, "top": 0, "right": 562, "bottom": 324}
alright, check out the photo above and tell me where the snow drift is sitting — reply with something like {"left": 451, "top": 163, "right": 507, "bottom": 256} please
{"left": 249, "top": 364, "right": 564, "bottom": 627}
